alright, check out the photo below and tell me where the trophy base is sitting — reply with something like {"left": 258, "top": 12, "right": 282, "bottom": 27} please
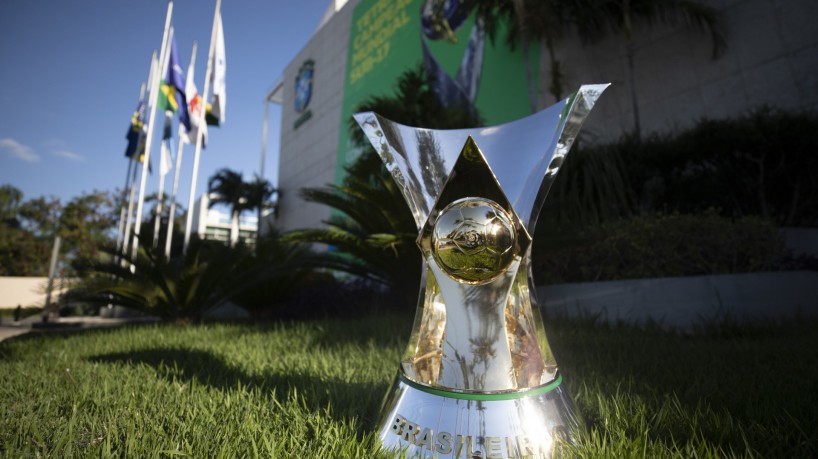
{"left": 376, "top": 370, "right": 580, "bottom": 458}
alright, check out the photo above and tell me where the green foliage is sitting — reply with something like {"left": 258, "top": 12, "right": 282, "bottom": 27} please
{"left": 207, "top": 169, "right": 277, "bottom": 246}
{"left": 71, "top": 229, "right": 313, "bottom": 321}
{"left": 207, "top": 168, "right": 248, "bottom": 247}
{"left": 1, "top": 317, "right": 816, "bottom": 457}
{"left": 208, "top": 169, "right": 248, "bottom": 214}
{"left": 346, "top": 64, "right": 482, "bottom": 147}
{"left": 535, "top": 211, "right": 786, "bottom": 284}
{"left": 58, "top": 191, "right": 116, "bottom": 266}
{"left": 620, "top": 108, "right": 818, "bottom": 226}
{"left": 288, "top": 152, "right": 421, "bottom": 304}
{"left": 539, "top": 108, "right": 818, "bottom": 233}
{"left": 71, "top": 241, "right": 264, "bottom": 322}
{"left": 0, "top": 184, "right": 23, "bottom": 223}
{"left": 0, "top": 221, "right": 51, "bottom": 276}
{"left": 231, "top": 230, "right": 315, "bottom": 317}
{"left": 541, "top": 141, "right": 636, "bottom": 228}
{"left": 0, "top": 185, "right": 116, "bottom": 276}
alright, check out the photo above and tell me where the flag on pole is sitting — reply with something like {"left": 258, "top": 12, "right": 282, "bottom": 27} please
{"left": 160, "top": 114, "right": 173, "bottom": 177}
{"left": 158, "top": 29, "right": 191, "bottom": 132}
{"left": 206, "top": 11, "right": 226, "bottom": 126}
{"left": 181, "top": 54, "right": 207, "bottom": 146}
{"left": 124, "top": 100, "right": 146, "bottom": 159}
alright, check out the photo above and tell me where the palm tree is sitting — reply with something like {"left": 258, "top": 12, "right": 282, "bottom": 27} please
{"left": 207, "top": 168, "right": 249, "bottom": 247}
{"left": 243, "top": 175, "right": 277, "bottom": 238}
{"left": 289, "top": 151, "right": 421, "bottom": 301}
{"left": 69, "top": 241, "right": 264, "bottom": 322}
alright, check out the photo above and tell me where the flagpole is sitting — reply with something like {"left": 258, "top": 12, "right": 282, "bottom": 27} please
{"left": 258, "top": 96, "right": 270, "bottom": 236}
{"left": 183, "top": 0, "right": 222, "bottom": 254}
{"left": 165, "top": 40, "right": 198, "bottom": 259}
{"left": 132, "top": 0, "right": 174, "bottom": 261}
{"left": 152, "top": 121, "right": 168, "bottom": 249}
{"left": 115, "top": 154, "right": 133, "bottom": 257}
{"left": 122, "top": 158, "right": 141, "bottom": 259}
{"left": 152, "top": 111, "right": 173, "bottom": 250}
{"left": 115, "top": 82, "right": 147, "bottom": 262}
{"left": 114, "top": 157, "right": 132, "bottom": 258}
{"left": 122, "top": 52, "right": 157, "bottom": 261}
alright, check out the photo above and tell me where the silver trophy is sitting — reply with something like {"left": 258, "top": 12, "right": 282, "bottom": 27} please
{"left": 354, "top": 84, "right": 608, "bottom": 458}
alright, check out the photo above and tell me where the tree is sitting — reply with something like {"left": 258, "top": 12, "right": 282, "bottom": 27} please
{"left": 243, "top": 175, "right": 277, "bottom": 237}
{"left": 0, "top": 186, "right": 59, "bottom": 276}
{"left": 0, "top": 186, "right": 117, "bottom": 276}
{"left": 18, "top": 196, "right": 61, "bottom": 237}
{"left": 58, "top": 191, "right": 117, "bottom": 267}
{"left": 207, "top": 168, "right": 249, "bottom": 247}
{"left": 0, "top": 185, "right": 23, "bottom": 224}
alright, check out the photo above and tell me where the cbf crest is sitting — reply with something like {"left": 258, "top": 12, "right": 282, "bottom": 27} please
{"left": 294, "top": 59, "right": 314, "bottom": 114}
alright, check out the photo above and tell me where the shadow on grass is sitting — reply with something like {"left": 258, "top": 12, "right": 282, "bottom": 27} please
{"left": 544, "top": 315, "right": 818, "bottom": 456}
{"left": 89, "top": 346, "right": 390, "bottom": 425}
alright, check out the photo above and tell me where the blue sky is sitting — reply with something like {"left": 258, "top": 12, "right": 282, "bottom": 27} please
{"left": 0, "top": 0, "right": 330, "bottom": 208}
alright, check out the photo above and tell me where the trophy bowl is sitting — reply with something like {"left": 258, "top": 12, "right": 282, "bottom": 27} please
{"left": 354, "top": 84, "right": 608, "bottom": 458}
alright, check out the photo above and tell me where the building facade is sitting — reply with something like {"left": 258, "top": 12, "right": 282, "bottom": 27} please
{"left": 272, "top": 0, "right": 818, "bottom": 232}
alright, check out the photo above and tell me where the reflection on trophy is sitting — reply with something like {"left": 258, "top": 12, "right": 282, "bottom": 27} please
{"left": 355, "top": 84, "right": 608, "bottom": 458}
{"left": 420, "top": 0, "right": 484, "bottom": 118}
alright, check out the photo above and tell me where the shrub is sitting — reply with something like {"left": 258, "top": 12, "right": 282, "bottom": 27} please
{"left": 270, "top": 273, "right": 395, "bottom": 320}
{"left": 534, "top": 211, "right": 786, "bottom": 284}
{"left": 579, "top": 108, "right": 818, "bottom": 226}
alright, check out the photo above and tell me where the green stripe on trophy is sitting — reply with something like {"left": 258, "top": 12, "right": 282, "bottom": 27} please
{"left": 398, "top": 372, "right": 564, "bottom": 401}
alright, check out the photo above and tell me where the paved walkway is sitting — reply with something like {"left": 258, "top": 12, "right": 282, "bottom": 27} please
{"left": 0, "top": 315, "right": 158, "bottom": 343}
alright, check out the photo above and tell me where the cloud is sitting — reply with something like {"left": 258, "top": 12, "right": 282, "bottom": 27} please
{"left": 45, "top": 138, "right": 67, "bottom": 148}
{"left": 52, "top": 149, "right": 86, "bottom": 162}
{"left": 44, "top": 139, "right": 85, "bottom": 161}
{"left": 0, "top": 138, "right": 40, "bottom": 162}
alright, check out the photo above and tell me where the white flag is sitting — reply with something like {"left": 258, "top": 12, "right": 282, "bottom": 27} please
{"left": 160, "top": 138, "right": 173, "bottom": 177}
{"left": 182, "top": 57, "right": 207, "bottom": 145}
{"left": 209, "top": 10, "right": 226, "bottom": 124}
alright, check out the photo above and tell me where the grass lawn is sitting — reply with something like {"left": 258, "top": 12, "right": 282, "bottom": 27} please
{"left": 1, "top": 314, "right": 816, "bottom": 458}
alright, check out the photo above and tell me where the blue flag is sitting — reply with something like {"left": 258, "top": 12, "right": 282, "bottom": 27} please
{"left": 124, "top": 100, "right": 146, "bottom": 159}
{"left": 158, "top": 29, "right": 191, "bottom": 132}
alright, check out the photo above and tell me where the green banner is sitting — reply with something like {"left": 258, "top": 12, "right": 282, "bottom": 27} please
{"left": 336, "top": 0, "right": 539, "bottom": 184}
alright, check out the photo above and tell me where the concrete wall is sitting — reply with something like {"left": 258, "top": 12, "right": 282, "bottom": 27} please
{"left": 0, "top": 277, "right": 48, "bottom": 309}
{"left": 540, "top": 0, "right": 818, "bottom": 142}
{"left": 276, "top": 0, "right": 360, "bottom": 232}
